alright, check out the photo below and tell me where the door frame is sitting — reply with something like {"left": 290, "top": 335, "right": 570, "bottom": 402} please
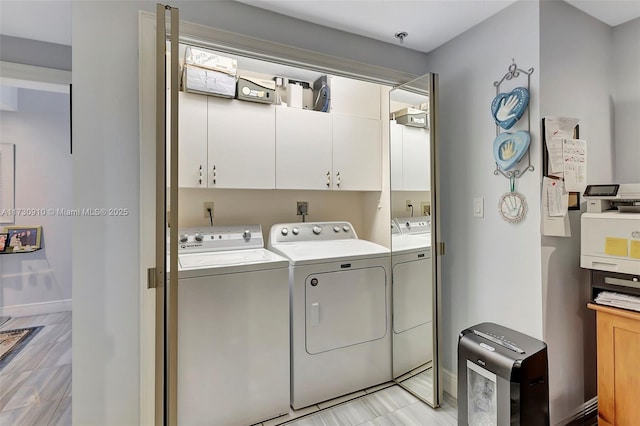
{"left": 138, "top": 10, "right": 426, "bottom": 424}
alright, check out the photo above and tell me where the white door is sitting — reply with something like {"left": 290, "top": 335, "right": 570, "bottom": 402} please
{"left": 332, "top": 114, "right": 382, "bottom": 191}
{"left": 275, "top": 107, "right": 332, "bottom": 190}
{"left": 207, "top": 97, "right": 276, "bottom": 189}
{"left": 178, "top": 92, "right": 207, "bottom": 188}
{"left": 390, "top": 121, "right": 404, "bottom": 191}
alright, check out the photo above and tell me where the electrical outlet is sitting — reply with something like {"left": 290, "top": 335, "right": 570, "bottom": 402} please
{"left": 421, "top": 202, "right": 431, "bottom": 216}
{"left": 203, "top": 202, "right": 214, "bottom": 219}
{"left": 406, "top": 200, "right": 413, "bottom": 211}
{"left": 297, "top": 201, "right": 309, "bottom": 216}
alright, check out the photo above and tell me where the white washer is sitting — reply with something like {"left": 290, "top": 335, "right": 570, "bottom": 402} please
{"left": 268, "top": 221, "right": 392, "bottom": 409}
{"left": 175, "top": 225, "right": 289, "bottom": 426}
{"left": 391, "top": 217, "right": 433, "bottom": 376}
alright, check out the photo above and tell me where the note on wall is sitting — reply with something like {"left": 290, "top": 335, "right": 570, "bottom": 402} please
{"left": 604, "top": 237, "right": 628, "bottom": 257}
{"left": 542, "top": 177, "right": 571, "bottom": 237}
{"left": 563, "top": 138, "right": 587, "bottom": 192}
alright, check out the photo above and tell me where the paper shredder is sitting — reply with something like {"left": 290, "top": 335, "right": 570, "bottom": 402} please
{"left": 458, "top": 322, "right": 549, "bottom": 425}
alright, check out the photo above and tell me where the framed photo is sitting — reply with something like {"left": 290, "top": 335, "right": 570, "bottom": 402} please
{"left": 0, "top": 233, "right": 8, "bottom": 253}
{"left": 2, "top": 225, "right": 42, "bottom": 251}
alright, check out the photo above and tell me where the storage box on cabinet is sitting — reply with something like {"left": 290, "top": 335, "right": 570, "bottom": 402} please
{"left": 207, "top": 96, "right": 276, "bottom": 189}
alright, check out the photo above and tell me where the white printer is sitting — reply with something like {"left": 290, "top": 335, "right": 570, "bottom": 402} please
{"left": 581, "top": 184, "right": 640, "bottom": 275}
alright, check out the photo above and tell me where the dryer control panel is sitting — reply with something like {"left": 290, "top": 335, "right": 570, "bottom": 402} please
{"left": 394, "top": 216, "right": 431, "bottom": 235}
{"left": 171, "top": 225, "right": 263, "bottom": 253}
{"left": 269, "top": 221, "right": 358, "bottom": 244}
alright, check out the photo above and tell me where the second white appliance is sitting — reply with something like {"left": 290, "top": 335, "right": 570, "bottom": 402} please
{"left": 268, "top": 221, "right": 391, "bottom": 409}
{"left": 392, "top": 216, "right": 433, "bottom": 376}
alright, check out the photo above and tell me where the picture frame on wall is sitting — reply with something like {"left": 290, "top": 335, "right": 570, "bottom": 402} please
{"left": 0, "top": 233, "right": 8, "bottom": 253}
{"left": 2, "top": 225, "right": 42, "bottom": 252}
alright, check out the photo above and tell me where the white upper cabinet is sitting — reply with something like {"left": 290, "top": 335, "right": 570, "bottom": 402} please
{"left": 401, "top": 126, "right": 430, "bottom": 191}
{"left": 275, "top": 108, "right": 332, "bottom": 190}
{"left": 329, "top": 75, "right": 381, "bottom": 120}
{"left": 207, "top": 96, "right": 276, "bottom": 189}
{"left": 178, "top": 92, "right": 208, "bottom": 188}
{"left": 389, "top": 121, "right": 430, "bottom": 191}
{"left": 332, "top": 115, "right": 382, "bottom": 191}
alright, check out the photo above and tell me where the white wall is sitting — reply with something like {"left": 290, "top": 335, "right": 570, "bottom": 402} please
{"left": 540, "top": 2, "right": 633, "bottom": 423}
{"left": 0, "top": 88, "right": 72, "bottom": 312}
{"left": 612, "top": 17, "right": 640, "bottom": 184}
{"left": 72, "top": 1, "right": 429, "bottom": 424}
{"left": 426, "top": 0, "right": 543, "bottom": 386}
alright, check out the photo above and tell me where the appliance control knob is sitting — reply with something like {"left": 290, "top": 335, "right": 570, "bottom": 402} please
{"left": 313, "top": 226, "right": 322, "bottom": 235}
{"left": 292, "top": 227, "right": 299, "bottom": 235}
{"left": 342, "top": 225, "right": 350, "bottom": 232}
{"left": 281, "top": 228, "right": 289, "bottom": 236}
{"left": 243, "top": 230, "right": 251, "bottom": 241}
{"left": 194, "top": 233, "right": 203, "bottom": 242}
{"left": 179, "top": 234, "right": 188, "bottom": 243}
{"left": 406, "top": 222, "right": 411, "bottom": 228}
{"left": 333, "top": 226, "right": 341, "bottom": 232}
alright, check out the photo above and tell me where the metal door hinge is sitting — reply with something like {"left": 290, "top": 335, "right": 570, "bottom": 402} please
{"left": 148, "top": 267, "right": 157, "bottom": 289}
{"left": 438, "top": 242, "right": 446, "bottom": 256}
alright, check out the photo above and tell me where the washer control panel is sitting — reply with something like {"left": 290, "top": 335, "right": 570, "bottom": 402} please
{"left": 394, "top": 216, "right": 431, "bottom": 235}
{"left": 270, "top": 221, "right": 357, "bottom": 243}
{"left": 172, "top": 225, "right": 263, "bottom": 253}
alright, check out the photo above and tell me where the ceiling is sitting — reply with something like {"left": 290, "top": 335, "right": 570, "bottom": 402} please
{"left": 0, "top": 1, "right": 638, "bottom": 52}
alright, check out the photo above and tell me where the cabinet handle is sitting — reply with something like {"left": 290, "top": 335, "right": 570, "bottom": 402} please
{"left": 199, "top": 165, "right": 203, "bottom": 185}
{"left": 326, "top": 171, "right": 331, "bottom": 188}
{"left": 336, "top": 172, "right": 341, "bottom": 188}
{"left": 212, "top": 165, "right": 216, "bottom": 185}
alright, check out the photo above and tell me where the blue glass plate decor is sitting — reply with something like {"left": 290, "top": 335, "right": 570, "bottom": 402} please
{"left": 493, "top": 130, "right": 531, "bottom": 171}
{"left": 491, "top": 87, "right": 529, "bottom": 130}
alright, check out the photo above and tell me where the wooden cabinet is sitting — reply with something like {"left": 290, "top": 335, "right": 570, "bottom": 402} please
{"left": 389, "top": 121, "right": 430, "bottom": 191}
{"left": 207, "top": 96, "right": 276, "bottom": 189}
{"left": 178, "top": 92, "right": 208, "bottom": 188}
{"left": 587, "top": 303, "right": 640, "bottom": 425}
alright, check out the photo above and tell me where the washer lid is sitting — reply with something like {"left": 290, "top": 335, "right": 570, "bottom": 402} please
{"left": 269, "top": 239, "right": 389, "bottom": 265}
{"left": 391, "top": 234, "right": 431, "bottom": 254}
{"left": 175, "top": 248, "right": 288, "bottom": 277}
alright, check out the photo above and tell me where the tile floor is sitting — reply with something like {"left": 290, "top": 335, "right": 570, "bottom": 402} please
{"left": 0, "top": 312, "right": 457, "bottom": 425}
{"left": 0, "top": 312, "right": 71, "bottom": 425}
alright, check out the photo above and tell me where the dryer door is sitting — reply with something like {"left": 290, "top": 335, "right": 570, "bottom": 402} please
{"left": 305, "top": 266, "right": 387, "bottom": 354}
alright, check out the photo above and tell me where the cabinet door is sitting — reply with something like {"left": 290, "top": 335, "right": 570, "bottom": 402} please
{"left": 332, "top": 115, "right": 382, "bottom": 191}
{"left": 402, "top": 126, "right": 431, "bottom": 191}
{"left": 179, "top": 92, "right": 208, "bottom": 188}
{"left": 275, "top": 108, "right": 332, "bottom": 190}
{"left": 208, "top": 97, "right": 276, "bottom": 189}
{"left": 329, "top": 75, "right": 381, "bottom": 120}
{"left": 390, "top": 121, "right": 404, "bottom": 191}
{"left": 596, "top": 308, "right": 640, "bottom": 425}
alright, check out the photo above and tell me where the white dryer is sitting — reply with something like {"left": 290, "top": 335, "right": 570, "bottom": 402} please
{"left": 268, "top": 222, "right": 391, "bottom": 409}
{"left": 175, "top": 225, "right": 289, "bottom": 426}
{"left": 391, "top": 217, "right": 433, "bottom": 376}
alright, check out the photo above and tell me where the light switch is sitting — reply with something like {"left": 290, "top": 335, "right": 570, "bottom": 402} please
{"left": 474, "top": 197, "right": 484, "bottom": 218}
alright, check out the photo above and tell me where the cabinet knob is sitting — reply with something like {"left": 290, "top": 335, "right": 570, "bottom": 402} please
{"left": 212, "top": 165, "right": 216, "bottom": 185}
{"left": 336, "top": 172, "right": 341, "bottom": 188}
{"left": 199, "top": 165, "right": 203, "bottom": 185}
{"left": 326, "top": 171, "right": 331, "bottom": 188}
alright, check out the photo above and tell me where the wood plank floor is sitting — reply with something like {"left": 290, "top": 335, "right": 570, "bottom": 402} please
{"left": 0, "top": 312, "right": 457, "bottom": 425}
{"left": 0, "top": 312, "right": 71, "bottom": 425}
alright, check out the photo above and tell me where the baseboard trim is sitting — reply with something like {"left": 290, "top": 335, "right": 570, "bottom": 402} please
{"left": 558, "top": 397, "right": 598, "bottom": 426}
{"left": 442, "top": 368, "right": 457, "bottom": 399}
{"left": 1, "top": 299, "right": 72, "bottom": 318}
